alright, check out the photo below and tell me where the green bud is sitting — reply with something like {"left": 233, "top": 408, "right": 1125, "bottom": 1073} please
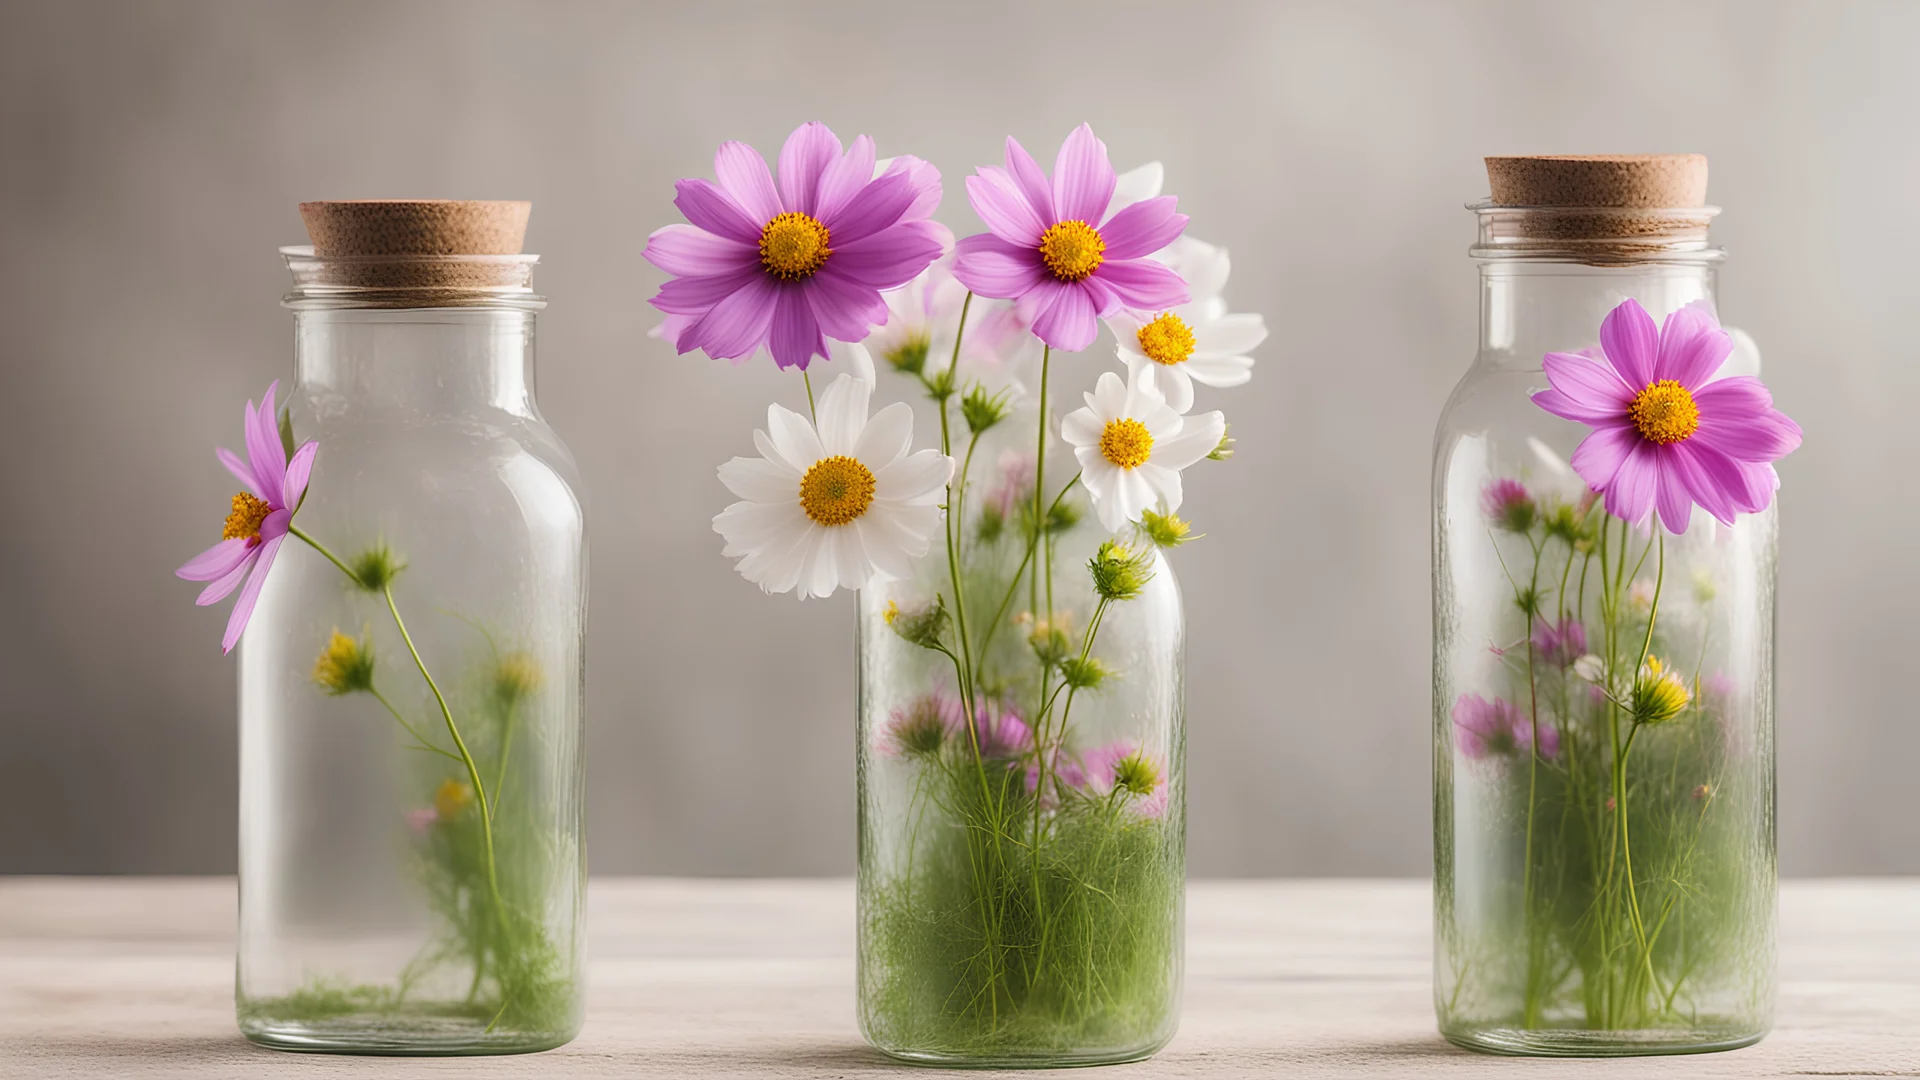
{"left": 884, "top": 596, "right": 949, "bottom": 651}
{"left": 1089, "top": 540, "right": 1155, "bottom": 602}
{"left": 1026, "top": 617, "right": 1072, "bottom": 667}
{"left": 976, "top": 504, "right": 1006, "bottom": 544}
{"left": 1138, "top": 508, "right": 1195, "bottom": 549}
{"left": 347, "top": 543, "right": 404, "bottom": 592}
{"left": 1110, "top": 751, "right": 1161, "bottom": 797}
{"left": 1058, "top": 655, "right": 1111, "bottom": 691}
{"left": 960, "top": 384, "right": 1013, "bottom": 435}
{"left": 884, "top": 336, "right": 930, "bottom": 376}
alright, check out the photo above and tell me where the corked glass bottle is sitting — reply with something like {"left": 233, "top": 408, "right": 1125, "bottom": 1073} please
{"left": 1432, "top": 157, "right": 1778, "bottom": 1055}
{"left": 237, "top": 202, "right": 586, "bottom": 1054}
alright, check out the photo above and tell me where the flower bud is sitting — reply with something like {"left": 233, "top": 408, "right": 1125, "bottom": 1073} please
{"left": 1089, "top": 540, "right": 1154, "bottom": 602}
{"left": 311, "top": 628, "right": 375, "bottom": 695}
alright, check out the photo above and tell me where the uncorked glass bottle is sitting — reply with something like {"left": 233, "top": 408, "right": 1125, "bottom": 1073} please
{"left": 237, "top": 201, "right": 586, "bottom": 1054}
{"left": 1433, "top": 157, "right": 1791, "bottom": 1055}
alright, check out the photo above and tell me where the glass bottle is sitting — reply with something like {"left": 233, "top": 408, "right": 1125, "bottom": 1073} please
{"left": 855, "top": 397, "right": 1186, "bottom": 1067}
{"left": 1433, "top": 159, "right": 1775, "bottom": 1055}
{"left": 237, "top": 202, "right": 586, "bottom": 1054}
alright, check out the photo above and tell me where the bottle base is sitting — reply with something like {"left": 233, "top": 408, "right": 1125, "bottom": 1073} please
{"left": 240, "top": 1017, "right": 576, "bottom": 1056}
{"left": 1442, "top": 1024, "right": 1767, "bottom": 1058}
{"left": 869, "top": 1035, "right": 1171, "bottom": 1070}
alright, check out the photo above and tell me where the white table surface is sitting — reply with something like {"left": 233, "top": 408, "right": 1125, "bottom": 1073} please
{"left": 2, "top": 878, "right": 1915, "bottom": 1078}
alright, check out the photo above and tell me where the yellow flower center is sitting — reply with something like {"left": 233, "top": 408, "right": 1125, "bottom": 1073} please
{"left": 798, "top": 455, "right": 877, "bottom": 526}
{"left": 759, "top": 211, "right": 831, "bottom": 280}
{"left": 1099, "top": 418, "right": 1154, "bottom": 470}
{"left": 1136, "top": 312, "right": 1196, "bottom": 366}
{"left": 433, "top": 779, "right": 474, "bottom": 819}
{"left": 883, "top": 600, "right": 900, "bottom": 625}
{"left": 1038, "top": 220, "right": 1105, "bottom": 282}
{"left": 311, "top": 630, "right": 365, "bottom": 692}
{"left": 1629, "top": 379, "right": 1700, "bottom": 445}
{"left": 222, "top": 492, "right": 272, "bottom": 541}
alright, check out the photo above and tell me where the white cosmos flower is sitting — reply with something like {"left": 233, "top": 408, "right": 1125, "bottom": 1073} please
{"left": 1061, "top": 367, "right": 1226, "bottom": 533}
{"left": 863, "top": 256, "right": 1037, "bottom": 394}
{"left": 1107, "top": 240, "right": 1267, "bottom": 412}
{"left": 713, "top": 375, "right": 954, "bottom": 599}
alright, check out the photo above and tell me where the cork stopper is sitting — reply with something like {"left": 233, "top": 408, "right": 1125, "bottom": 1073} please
{"left": 1478, "top": 155, "right": 1714, "bottom": 256}
{"left": 1485, "top": 155, "right": 1708, "bottom": 209}
{"left": 288, "top": 201, "right": 537, "bottom": 298}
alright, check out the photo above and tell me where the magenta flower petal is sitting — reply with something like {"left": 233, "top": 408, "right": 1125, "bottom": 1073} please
{"left": 1691, "top": 377, "right": 1803, "bottom": 460}
{"left": 1569, "top": 422, "right": 1639, "bottom": 493}
{"left": 777, "top": 121, "right": 841, "bottom": 217}
{"left": 178, "top": 537, "right": 255, "bottom": 582}
{"left": 826, "top": 221, "right": 948, "bottom": 288}
{"left": 814, "top": 133, "right": 877, "bottom": 223}
{"left": 644, "top": 223, "right": 759, "bottom": 277}
{"left": 965, "top": 169, "right": 1047, "bottom": 246}
{"left": 683, "top": 274, "right": 780, "bottom": 360}
{"left": 1028, "top": 282, "right": 1099, "bottom": 352}
{"left": 671, "top": 178, "right": 761, "bottom": 246}
{"left": 712, "top": 140, "right": 781, "bottom": 224}
{"left": 953, "top": 233, "right": 1049, "bottom": 298}
{"left": 1603, "top": 442, "right": 1659, "bottom": 526}
{"left": 1093, "top": 258, "right": 1188, "bottom": 313}
{"left": 282, "top": 442, "right": 317, "bottom": 509}
{"left": 1538, "top": 352, "right": 1634, "bottom": 415}
{"left": 1098, "top": 196, "right": 1186, "bottom": 260}
{"left": 221, "top": 533, "right": 285, "bottom": 655}
{"left": 1599, "top": 299, "right": 1660, "bottom": 388}
{"left": 245, "top": 384, "right": 287, "bottom": 507}
{"left": 1665, "top": 441, "right": 1740, "bottom": 525}
{"left": 768, "top": 286, "right": 827, "bottom": 370}
{"left": 881, "top": 155, "right": 945, "bottom": 224}
{"left": 1654, "top": 303, "right": 1732, "bottom": 388}
{"left": 1653, "top": 455, "right": 1694, "bottom": 533}
{"left": 652, "top": 265, "right": 765, "bottom": 316}
{"left": 1051, "top": 123, "right": 1114, "bottom": 225}
{"left": 1002, "top": 136, "right": 1055, "bottom": 224}
{"left": 820, "top": 169, "right": 914, "bottom": 247}
{"left": 216, "top": 446, "right": 263, "bottom": 496}
{"left": 805, "top": 270, "right": 889, "bottom": 341}
{"left": 197, "top": 553, "right": 255, "bottom": 606}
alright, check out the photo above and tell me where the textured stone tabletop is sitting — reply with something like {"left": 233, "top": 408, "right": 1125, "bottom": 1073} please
{"left": 1, "top": 878, "right": 1915, "bottom": 1078}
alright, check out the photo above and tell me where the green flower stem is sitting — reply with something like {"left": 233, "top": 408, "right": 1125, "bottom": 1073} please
{"left": 1519, "top": 534, "right": 1545, "bottom": 1029}
{"left": 1031, "top": 346, "right": 1051, "bottom": 622}
{"left": 801, "top": 369, "right": 817, "bottom": 424}
{"left": 975, "top": 472, "right": 1080, "bottom": 667}
{"left": 370, "top": 685, "right": 460, "bottom": 764}
{"left": 1618, "top": 532, "right": 1667, "bottom": 995}
{"left": 289, "top": 523, "right": 365, "bottom": 587}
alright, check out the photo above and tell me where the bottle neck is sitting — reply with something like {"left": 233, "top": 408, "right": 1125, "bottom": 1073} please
{"left": 293, "top": 309, "right": 538, "bottom": 417}
{"left": 1477, "top": 260, "right": 1719, "bottom": 372}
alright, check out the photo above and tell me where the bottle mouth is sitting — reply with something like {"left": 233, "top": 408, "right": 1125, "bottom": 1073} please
{"left": 1468, "top": 203, "right": 1723, "bottom": 265}
{"left": 281, "top": 246, "right": 545, "bottom": 309}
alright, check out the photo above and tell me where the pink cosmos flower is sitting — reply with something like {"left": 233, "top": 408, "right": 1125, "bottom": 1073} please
{"left": 1481, "top": 478, "right": 1535, "bottom": 532}
{"left": 953, "top": 124, "right": 1189, "bottom": 352}
{"left": 645, "top": 122, "right": 948, "bottom": 371}
{"left": 1531, "top": 617, "right": 1588, "bottom": 669}
{"left": 935, "top": 691, "right": 1032, "bottom": 760}
{"left": 175, "top": 381, "right": 317, "bottom": 654}
{"left": 1452, "top": 693, "right": 1559, "bottom": 761}
{"left": 1080, "top": 740, "right": 1170, "bottom": 819}
{"left": 1532, "top": 299, "right": 1801, "bottom": 534}
{"left": 1025, "top": 750, "right": 1088, "bottom": 806}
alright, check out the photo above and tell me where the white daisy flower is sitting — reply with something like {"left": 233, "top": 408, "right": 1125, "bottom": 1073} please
{"left": 1060, "top": 367, "right": 1226, "bottom": 533}
{"left": 1107, "top": 239, "right": 1267, "bottom": 412}
{"left": 713, "top": 375, "right": 954, "bottom": 599}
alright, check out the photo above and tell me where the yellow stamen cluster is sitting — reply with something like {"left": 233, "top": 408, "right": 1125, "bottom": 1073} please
{"left": 759, "top": 211, "right": 831, "bottom": 280}
{"left": 1038, "top": 220, "right": 1105, "bottom": 282}
{"left": 1099, "top": 417, "right": 1154, "bottom": 470}
{"left": 311, "top": 629, "right": 375, "bottom": 695}
{"left": 433, "top": 779, "right": 474, "bottom": 820}
{"left": 1633, "top": 656, "right": 1692, "bottom": 724}
{"left": 1136, "top": 312, "right": 1196, "bottom": 366}
{"left": 798, "top": 455, "right": 877, "bottom": 526}
{"left": 1629, "top": 379, "right": 1700, "bottom": 445}
{"left": 222, "top": 492, "right": 272, "bottom": 541}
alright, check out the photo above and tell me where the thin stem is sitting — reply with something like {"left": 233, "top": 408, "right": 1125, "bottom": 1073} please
{"left": 1033, "top": 345, "right": 1052, "bottom": 624}
{"left": 383, "top": 582, "right": 509, "bottom": 1019}
{"left": 371, "top": 686, "right": 461, "bottom": 764}
{"left": 801, "top": 369, "right": 817, "bottom": 423}
{"left": 977, "top": 472, "right": 1081, "bottom": 664}
{"left": 289, "top": 524, "right": 364, "bottom": 587}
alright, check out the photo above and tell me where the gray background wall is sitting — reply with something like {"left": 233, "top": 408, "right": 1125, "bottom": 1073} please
{"left": 2, "top": 0, "right": 1914, "bottom": 877}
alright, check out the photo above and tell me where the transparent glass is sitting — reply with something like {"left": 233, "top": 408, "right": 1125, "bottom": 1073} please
{"left": 1432, "top": 211, "right": 1776, "bottom": 1055}
{"left": 855, "top": 410, "right": 1185, "bottom": 1067}
{"left": 237, "top": 252, "right": 586, "bottom": 1054}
